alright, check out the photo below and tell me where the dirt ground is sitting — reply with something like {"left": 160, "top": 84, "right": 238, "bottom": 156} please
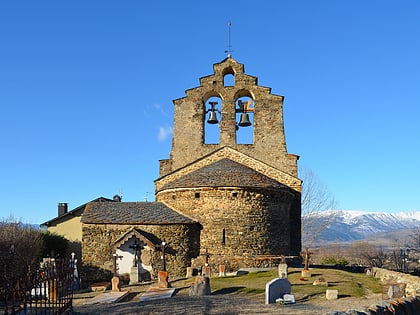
{"left": 72, "top": 281, "right": 384, "bottom": 315}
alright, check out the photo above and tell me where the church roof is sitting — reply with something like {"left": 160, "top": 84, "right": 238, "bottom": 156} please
{"left": 160, "top": 158, "right": 289, "bottom": 190}
{"left": 81, "top": 201, "right": 198, "bottom": 225}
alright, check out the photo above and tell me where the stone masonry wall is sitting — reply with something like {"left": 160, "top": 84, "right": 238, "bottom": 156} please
{"left": 372, "top": 267, "right": 420, "bottom": 296}
{"left": 81, "top": 223, "right": 200, "bottom": 283}
{"left": 166, "top": 57, "right": 299, "bottom": 178}
{"left": 157, "top": 186, "right": 297, "bottom": 271}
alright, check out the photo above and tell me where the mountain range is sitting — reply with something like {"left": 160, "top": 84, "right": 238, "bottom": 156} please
{"left": 306, "top": 210, "right": 420, "bottom": 246}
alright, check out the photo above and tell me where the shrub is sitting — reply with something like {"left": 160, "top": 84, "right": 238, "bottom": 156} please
{"left": 320, "top": 256, "right": 349, "bottom": 266}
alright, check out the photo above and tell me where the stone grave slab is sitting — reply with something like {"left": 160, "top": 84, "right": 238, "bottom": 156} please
{"left": 83, "top": 291, "right": 129, "bottom": 305}
{"left": 139, "top": 287, "right": 176, "bottom": 302}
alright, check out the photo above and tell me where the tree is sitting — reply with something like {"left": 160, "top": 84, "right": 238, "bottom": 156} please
{"left": 361, "top": 245, "right": 388, "bottom": 268}
{"left": 409, "top": 228, "right": 420, "bottom": 252}
{"left": 40, "top": 231, "right": 69, "bottom": 259}
{"left": 0, "top": 219, "right": 43, "bottom": 308}
{"left": 300, "top": 167, "right": 338, "bottom": 247}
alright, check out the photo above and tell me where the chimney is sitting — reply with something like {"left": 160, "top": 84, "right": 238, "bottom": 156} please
{"left": 58, "top": 203, "right": 68, "bottom": 216}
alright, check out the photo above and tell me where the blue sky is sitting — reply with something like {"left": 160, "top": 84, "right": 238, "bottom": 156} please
{"left": 1, "top": 1, "right": 419, "bottom": 224}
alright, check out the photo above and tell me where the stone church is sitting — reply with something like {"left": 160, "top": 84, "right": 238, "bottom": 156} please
{"left": 42, "top": 56, "right": 301, "bottom": 282}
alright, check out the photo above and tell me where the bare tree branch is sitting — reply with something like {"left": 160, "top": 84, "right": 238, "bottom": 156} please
{"left": 300, "top": 167, "right": 338, "bottom": 247}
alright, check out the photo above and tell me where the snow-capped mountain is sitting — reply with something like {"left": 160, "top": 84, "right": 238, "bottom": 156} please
{"left": 305, "top": 210, "right": 420, "bottom": 245}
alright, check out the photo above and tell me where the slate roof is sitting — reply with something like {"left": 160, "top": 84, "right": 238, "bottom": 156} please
{"left": 41, "top": 197, "right": 114, "bottom": 227}
{"left": 160, "top": 158, "right": 288, "bottom": 190}
{"left": 81, "top": 201, "right": 197, "bottom": 225}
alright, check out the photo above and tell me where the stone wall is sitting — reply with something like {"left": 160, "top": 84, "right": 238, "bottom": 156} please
{"left": 81, "top": 223, "right": 200, "bottom": 283}
{"left": 372, "top": 267, "right": 420, "bottom": 296}
{"left": 157, "top": 186, "right": 300, "bottom": 270}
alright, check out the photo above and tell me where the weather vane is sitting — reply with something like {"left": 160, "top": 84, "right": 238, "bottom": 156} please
{"left": 224, "top": 21, "right": 233, "bottom": 57}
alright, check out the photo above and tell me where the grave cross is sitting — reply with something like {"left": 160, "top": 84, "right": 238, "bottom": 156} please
{"left": 112, "top": 253, "right": 123, "bottom": 276}
{"left": 201, "top": 248, "right": 211, "bottom": 265}
{"left": 160, "top": 241, "right": 168, "bottom": 271}
{"left": 129, "top": 239, "right": 143, "bottom": 267}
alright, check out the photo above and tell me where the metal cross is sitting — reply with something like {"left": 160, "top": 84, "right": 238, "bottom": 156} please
{"left": 160, "top": 242, "right": 168, "bottom": 271}
{"left": 201, "top": 248, "right": 211, "bottom": 265}
{"left": 129, "top": 239, "right": 143, "bottom": 267}
{"left": 112, "top": 253, "right": 123, "bottom": 276}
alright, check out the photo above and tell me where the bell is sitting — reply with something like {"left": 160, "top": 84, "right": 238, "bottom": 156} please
{"left": 238, "top": 113, "right": 251, "bottom": 127}
{"left": 207, "top": 111, "right": 219, "bottom": 124}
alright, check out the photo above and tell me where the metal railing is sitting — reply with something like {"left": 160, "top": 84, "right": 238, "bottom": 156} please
{"left": 1, "top": 257, "right": 76, "bottom": 315}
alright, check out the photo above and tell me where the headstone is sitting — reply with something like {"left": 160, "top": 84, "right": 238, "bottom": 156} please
{"left": 219, "top": 265, "right": 226, "bottom": 277}
{"left": 265, "top": 278, "right": 291, "bottom": 304}
{"left": 111, "top": 276, "right": 121, "bottom": 292}
{"left": 130, "top": 266, "right": 141, "bottom": 285}
{"left": 186, "top": 267, "right": 193, "bottom": 278}
{"left": 204, "top": 265, "right": 211, "bottom": 277}
{"left": 189, "top": 276, "right": 211, "bottom": 296}
{"left": 278, "top": 263, "right": 288, "bottom": 278}
{"left": 301, "top": 269, "right": 311, "bottom": 278}
{"left": 158, "top": 270, "right": 169, "bottom": 288}
{"left": 326, "top": 289, "right": 338, "bottom": 300}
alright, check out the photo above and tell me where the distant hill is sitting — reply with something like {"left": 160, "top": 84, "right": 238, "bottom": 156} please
{"left": 306, "top": 210, "right": 420, "bottom": 246}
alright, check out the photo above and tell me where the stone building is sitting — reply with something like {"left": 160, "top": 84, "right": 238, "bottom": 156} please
{"left": 155, "top": 56, "right": 301, "bottom": 269}
{"left": 42, "top": 56, "right": 301, "bottom": 282}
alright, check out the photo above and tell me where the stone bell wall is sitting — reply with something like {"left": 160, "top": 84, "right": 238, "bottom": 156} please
{"left": 157, "top": 186, "right": 298, "bottom": 270}
{"left": 167, "top": 57, "right": 299, "bottom": 178}
{"left": 81, "top": 222, "right": 201, "bottom": 283}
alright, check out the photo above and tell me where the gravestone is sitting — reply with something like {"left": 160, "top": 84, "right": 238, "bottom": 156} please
{"left": 130, "top": 266, "right": 141, "bottom": 285}
{"left": 158, "top": 271, "right": 169, "bottom": 288}
{"left": 219, "top": 265, "right": 226, "bottom": 277}
{"left": 189, "top": 276, "right": 211, "bottom": 296}
{"left": 326, "top": 289, "right": 338, "bottom": 300}
{"left": 265, "top": 278, "right": 291, "bottom": 304}
{"left": 186, "top": 267, "right": 193, "bottom": 278}
{"left": 204, "top": 265, "right": 211, "bottom": 277}
{"left": 278, "top": 263, "right": 288, "bottom": 278}
{"left": 111, "top": 276, "right": 121, "bottom": 292}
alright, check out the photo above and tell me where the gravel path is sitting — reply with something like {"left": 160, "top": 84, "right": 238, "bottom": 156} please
{"left": 72, "top": 285, "right": 382, "bottom": 315}
{"left": 73, "top": 294, "right": 326, "bottom": 315}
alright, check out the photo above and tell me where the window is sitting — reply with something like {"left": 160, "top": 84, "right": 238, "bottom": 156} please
{"left": 223, "top": 73, "right": 234, "bottom": 86}
{"left": 222, "top": 228, "right": 226, "bottom": 245}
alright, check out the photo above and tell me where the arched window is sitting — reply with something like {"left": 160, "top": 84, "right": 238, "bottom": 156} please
{"left": 204, "top": 96, "right": 222, "bottom": 144}
{"left": 223, "top": 73, "right": 234, "bottom": 86}
{"left": 223, "top": 67, "right": 234, "bottom": 86}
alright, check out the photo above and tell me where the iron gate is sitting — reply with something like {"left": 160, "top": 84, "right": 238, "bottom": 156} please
{"left": 1, "top": 257, "right": 75, "bottom": 315}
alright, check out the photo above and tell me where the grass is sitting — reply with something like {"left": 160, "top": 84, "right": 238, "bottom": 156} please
{"left": 171, "top": 268, "right": 382, "bottom": 300}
